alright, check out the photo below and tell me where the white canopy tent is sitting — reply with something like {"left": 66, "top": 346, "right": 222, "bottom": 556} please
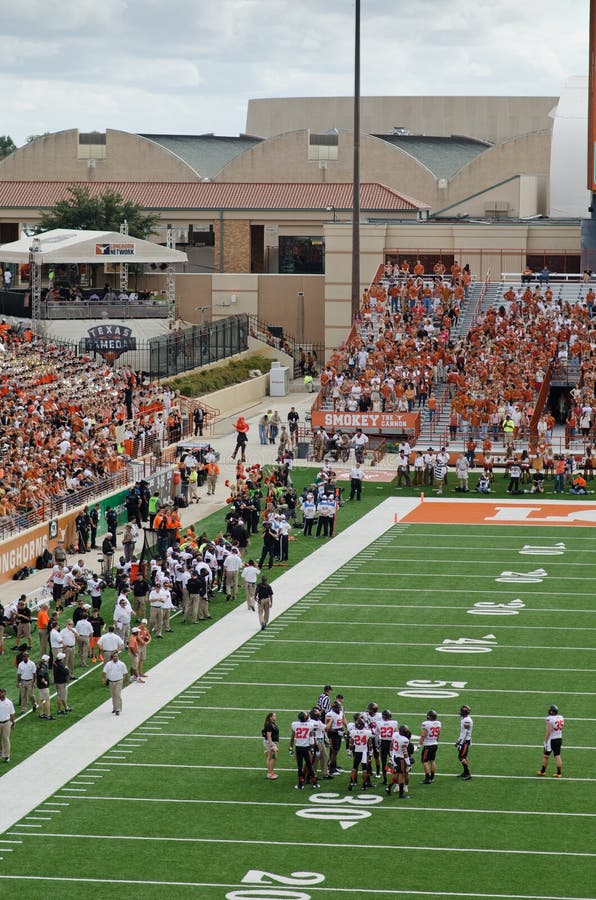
{"left": 0, "top": 228, "right": 188, "bottom": 264}
{"left": 0, "top": 228, "right": 187, "bottom": 327}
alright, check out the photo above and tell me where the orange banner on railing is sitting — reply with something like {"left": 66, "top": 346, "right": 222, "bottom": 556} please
{"left": 311, "top": 410, "right": 419, "bottom": 433}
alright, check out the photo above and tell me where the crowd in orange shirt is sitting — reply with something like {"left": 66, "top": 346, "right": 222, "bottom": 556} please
{"left": 0, "top": 324, "right": 182, "bottom": 532}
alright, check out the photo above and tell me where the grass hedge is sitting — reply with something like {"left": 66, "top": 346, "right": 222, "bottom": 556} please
{"left": 165, "top": 354, "right": 274, "bottom": 397}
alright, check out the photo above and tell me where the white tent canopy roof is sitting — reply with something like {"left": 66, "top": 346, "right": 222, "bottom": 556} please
{"left": 0, "top": 228, "right": 187, "bottom": 264}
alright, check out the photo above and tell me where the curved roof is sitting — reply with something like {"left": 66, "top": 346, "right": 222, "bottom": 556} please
{"left": 138, "top": 133, "right": 262, "bottom": 179}
{"left": 374, "top": 134, "right": 491, "bottom": 180}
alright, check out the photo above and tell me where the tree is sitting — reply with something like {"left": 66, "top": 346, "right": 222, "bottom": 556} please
{"left": 0, "top": 135, "right": 16, "bottom": 160}
{"left": 37, "top": 185, "right": 160, "bottom": 239}
{"left": 26, "top": 132, "right": 50, "bottom": 143}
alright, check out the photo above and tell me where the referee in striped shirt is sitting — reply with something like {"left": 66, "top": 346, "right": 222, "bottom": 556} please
{"left": 317, "top": 685, "right": 332, "bottom": 716}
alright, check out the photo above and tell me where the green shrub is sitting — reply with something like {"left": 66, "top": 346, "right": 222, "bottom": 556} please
{"left": 166, "top": 354, "right": 274, "bottom": 397}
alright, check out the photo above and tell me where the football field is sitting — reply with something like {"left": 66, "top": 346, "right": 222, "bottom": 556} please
{"left": 1, "top": 498, "right": 595, "bottom": 900}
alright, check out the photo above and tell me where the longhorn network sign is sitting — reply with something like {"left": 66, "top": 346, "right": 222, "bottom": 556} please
{"left": 95, "top": 242, "right": 135, "bottom": 256}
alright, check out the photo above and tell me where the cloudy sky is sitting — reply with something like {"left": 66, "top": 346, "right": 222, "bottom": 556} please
{"left": 2, "top": 0, "right": 589, "bottom": 146}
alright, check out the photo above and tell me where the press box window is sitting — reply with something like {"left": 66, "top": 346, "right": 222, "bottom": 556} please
{"left": 78, "top": 132, "right": 107, "bottom": 160}
{"left": 308, "top": 131, "right": 339, "bottom": 161}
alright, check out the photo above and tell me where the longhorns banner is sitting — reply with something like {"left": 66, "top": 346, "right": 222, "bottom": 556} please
{"left": 311, "top": 410, "right": 419, "bottom": 432}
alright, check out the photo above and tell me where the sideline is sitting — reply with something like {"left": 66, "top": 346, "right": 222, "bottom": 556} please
{"left": 0, "top": 496, "right": 418, "bottom": 835}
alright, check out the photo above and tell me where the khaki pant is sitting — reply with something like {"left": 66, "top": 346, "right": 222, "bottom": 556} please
{"left": 206, "top": 474, "right": 217, "bottom": 495}
{"left": 56, "top": 683, "right": 68, "bottom": 703}
{"left": 244, "top": 581, "right": 257, "bottom": 610}
{"left": 258, "top": 599, "right": 272, "bottom": 627}
{"left": 162, "top": 608, "right": 172, "bottom": 631}
{"left": 133, "top": 594, "right": 147, "bottom": 620}
{"left": 315, "top": 738, "right": 329, "bottom": 778}
{"left": 19, "top": 679, "right": 35, "bottom": 711}
{"left": 225, "top": 569, "right": 239, "bottom": 600}
{"left": 64, "top": 645, "right": 75, "bottom": 675}
{"left": 189, "top": 481, "right": 200, "bottom": 501}
{"left": 17, "top": 623, "right": 31, "bottom": 645}
{"left": 198, "top": 596, "right": 210, "bottom": 620}
{"left": 149, "top": 606, "right": 163, "bottom": 637}
{"left": 78, "top": 636, "right": 90, "bottom": 667}
{"left": 109, "top": 679, "right": 123, "bottom": 712}
{"left": 117, "top": 622, "right": 131, "bottom": 645}
{"left": 0, "top": 719, "right": 12, "bottom": 758}
{"left": 185, "top": 593, "right": 200, "bottom": 623}
{"left": 38, "top": 628, "right": 49, "bottom": 657}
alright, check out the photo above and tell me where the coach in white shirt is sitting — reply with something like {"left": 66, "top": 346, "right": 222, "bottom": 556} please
{"left": 75, "top": 613, "right": 94, "bottom": 668}
{"left": 59, "top": 621, "right": 78, "bottom": 678}
{"left": 97, "top": 626, "right": 125, "bottom": 662}
{"left": 241, "top": 560, "right": 260, "bottom": 611}
{"left": 223, "top": 547, "right": 243, "bottom": 602}
{"left": 113, "top": 597, "right": 133, "bottom": 645}
{"left": 101, "top": 651, "right": 129, "bottom": 716}
{"left": 0, "top": 688, "right": 16, "bottom": 762}
{"left": 16, "top": 652, "right": 37, "bottom": 713}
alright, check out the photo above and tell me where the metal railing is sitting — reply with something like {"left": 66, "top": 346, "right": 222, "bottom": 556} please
{"left": 43, "top": 300, "right": 169, "bottom": 319}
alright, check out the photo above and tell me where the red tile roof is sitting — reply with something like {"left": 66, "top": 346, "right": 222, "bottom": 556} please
{"left": 0, "top": 181, "right": 428, "bottom": 212}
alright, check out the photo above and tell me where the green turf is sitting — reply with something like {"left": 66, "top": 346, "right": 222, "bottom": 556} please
{"left": 0, "top": 467, "right": 397, "bottom": 767}
{"left": 1, "top": 517, "right": 594, "bottom": 899}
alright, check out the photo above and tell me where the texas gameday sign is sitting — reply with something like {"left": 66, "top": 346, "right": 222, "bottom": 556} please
{"left": 84, "top": 324, "right": 137, "bottom": 362}
{"left": 311, "top": 410, "right": 419, "bottom": 432}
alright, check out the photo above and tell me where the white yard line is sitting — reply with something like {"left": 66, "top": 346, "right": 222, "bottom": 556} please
{"left": 5, "top": 830, "right": 595, "bottom": 857}
{"left": 0, "top": 875, "right": 586, "bottom": 900}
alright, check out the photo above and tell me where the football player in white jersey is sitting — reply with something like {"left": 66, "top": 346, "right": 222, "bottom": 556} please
{"left": 419, "top": 709, "right": 442, "bottom": 784}
{"left": 289, "top": 711, "right": 319, "bottom": 790}
{"left": 308, "top": 707, "right": 331, "bottom": 781}
{"left": 362, "top": 702, "right": 384, "bottom": 778}
{"left": 347, "top": 717, "right": 373, "bottom": 791}
{"left": 455, "top": 704, "right": 473, "bottom": 780}
{"left": 378, "top": 709, "right": 399, "bottom": 785}
{"left": 386, "top": 724, "right": 411, "bottom": 798}
{"left": 537, "top": 704, "right": 565, "bottom": 778}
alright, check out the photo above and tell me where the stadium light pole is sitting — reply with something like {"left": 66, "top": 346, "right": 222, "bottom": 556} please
{"left": 351, "top": 0, "right": 361, "bottom": 319}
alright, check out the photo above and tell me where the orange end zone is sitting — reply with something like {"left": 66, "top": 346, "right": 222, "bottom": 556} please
{"left": 400, "top": 500, "right": 596, "bottom": 527}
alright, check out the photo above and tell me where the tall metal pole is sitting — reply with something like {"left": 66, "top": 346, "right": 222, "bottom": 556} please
{"left": 166, "top": 223, "right": 177, "bottom": 326}
{"left": 351, "top": 0, "right": 361, "bottom": 318}
{"left": 119, "top": 218, "right": 129, "bottom": 292}
{"left": 29, "top": 237, "right": 42, "bottom": 333}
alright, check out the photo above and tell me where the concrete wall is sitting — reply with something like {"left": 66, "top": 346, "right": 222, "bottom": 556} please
{"left": 246, "top": 96, "right": 558, "bottom": 144}
{"left": 0, "top": 129, "right": 199, "bottom": 182}
{"left": 173, "top": 272, "right": 325, "bottom": 345}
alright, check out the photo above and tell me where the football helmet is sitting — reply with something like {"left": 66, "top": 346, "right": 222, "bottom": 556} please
{"left": 460, "top": 705, "right": 471, "bottom": 717}
{"left": 367, "top": 702, "right": 378, "bottom": 714}
{"left": 548, "top": 704, "right": 559, "bottom": 716}
{"left": 297, "top": 710, "right": 308, "bottom": 723}
{"left": 426, "top": 709, "right": 437, "bottom": 721}
{"left": 381, "top": 709, "right": 392, "bottom": 721}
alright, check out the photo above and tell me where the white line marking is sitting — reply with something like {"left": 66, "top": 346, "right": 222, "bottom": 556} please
{"left": 242, "top": 658, "right": 596, "bottom": 675}
{"left": 173, "top": 678, "right": 596, "bottom": 697}
{"left": 315, "top": 590, "right": 596, "bottom": 600}
{"left": 254, "top": 640, "right": 595, "bottom": 653}
{"left": 0, "top": 873, "right": 582, "bottom": 898}
{"left": 144, "top": 709, "right": 596, "bottom": 723}
{"left": 7, "top": 831, "right": 594, "bottom": 857}
{"left": 24, "top": 817, "right": 51, "bottom": 821}
{"left": 280, "top": 620, "right": 596, "bottom": 632}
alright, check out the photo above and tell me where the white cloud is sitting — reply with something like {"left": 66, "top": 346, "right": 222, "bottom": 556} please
{"left": 0, "top": 0, "right": 589, "bottom": 145}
